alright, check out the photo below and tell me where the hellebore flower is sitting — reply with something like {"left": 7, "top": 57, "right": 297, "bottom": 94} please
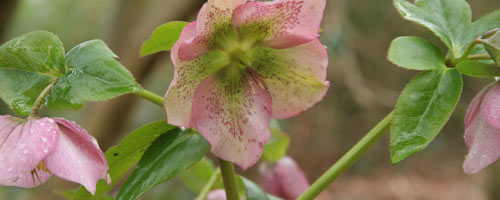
{"left": 0, "top": 116, "right": 108, "bottom": 194}
{"left": 259, "top": 156, "right": 309, "bottom": 199}
{"left": 464, "top": 82, "right": 500, "bottom": 174}
{"left": 206, "top": 189, "right": 227, "bottom": 200}
{"left": 164, "top": 0, "right": 329, "bottom": 169}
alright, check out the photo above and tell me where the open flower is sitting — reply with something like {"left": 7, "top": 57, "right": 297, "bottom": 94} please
{"left": 464, "top": 82, "right": 500, "bottom": 174}
{"left": 0, "top": 116, "right": 108, "bottom": 194}
{"left": 259, "top": 156, "right": 309, "bottom": 200}
{"left": 164, "top": 0, "right": 329, "bottom": 169}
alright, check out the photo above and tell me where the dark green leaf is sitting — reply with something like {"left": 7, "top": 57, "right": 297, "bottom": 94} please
{"left": 391, "top": 68, "right": 462, "bottom": 163}
{"left": 73, "top": 121, "right": 179, "bottom": 200}
{"left": 140, "top": 21, "right": 189, "bottom": 57}
{"left": 262, "top": 128, "right": 290, "bottom": 162}
{"left": 179, "top": 158, "right": 216, "bottom": 193}
{"left": 116, "top": 129, "right": 210, "bottom": 200}
{"left": 456, "top": 59, "right": 500, "bottom": 78}
{"left": 388, "top": 36, "right": 445, "bottom": 70}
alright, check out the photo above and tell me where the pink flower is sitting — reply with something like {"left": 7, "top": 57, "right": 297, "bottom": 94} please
{"left": 259, "top": 156, "right": 309, "bottom": 199}
{"left": 206, "top": 189, "right": 227, "bottom": 200}
{"left": 164, "top": 0, "right": 329, "bottom": 169}
{"left": 0, "top": 116, "right": 109, "bottom": 194}
{"left": 464, "top": 82, "right": 500, "bottom": 174}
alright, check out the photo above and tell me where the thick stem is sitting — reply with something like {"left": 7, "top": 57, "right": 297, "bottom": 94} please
{"left": 297, "top": 111, "right": 394, "bottom": 200}
{"left": 196, "top": 168, "right": 221, "bottom": 200}
{"left": 28, "top": 80, "right": 58, "bottom": 119}
{"left": 134, "top": 89, "right": 164, "bottom": 107}
{"left": 219, "top": 159, "right": 240, "bottom": 200}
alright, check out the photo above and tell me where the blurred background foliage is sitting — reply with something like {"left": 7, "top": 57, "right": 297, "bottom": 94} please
{"left": 1, "top": 0, "right": 500, "bottom": 199}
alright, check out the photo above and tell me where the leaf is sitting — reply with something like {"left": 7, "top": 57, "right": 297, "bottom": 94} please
{"left": 391, "top": 68, "right": 462, "bottom": 163}
{"left": 116, "top": 129, "right": 210, "bottom": 200}
{"left": 456, "top": 60, "right": 500, "bottom": 78}
{"left": 388, "top": 36, "right": 445, "bottom": 70}
{"left": 48, "top": 40, "right": 140, "bottom": 109}
{"left": 0, "top": 31, "right": 140, "bottom": 116}
{"left": 241, "top": 177, "right": 270, "bottom": 200}
{"left": 72, "top": 121, "right": 179, "bottom": 200}
{"left": 478, "top": 28, "right": 500, "bottom": 65}
{"left": 140, "top": 21, "right": 189, "bottom": 57}
{"left": 262, "top": 128, "right": 290, "bottom": 162}
{"left": 179, "top": 158, "right": 216, "bottom": 193}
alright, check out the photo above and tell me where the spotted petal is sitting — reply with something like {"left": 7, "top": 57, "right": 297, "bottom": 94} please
{"left": 191, "top": 71, "right": 272, "bottom": 170}
{"left": 249, "top": 39, "right": 329, "bottom": 119}
{"left": 0, "top": 117, "right": 59, "bottom": 185}
{"left": 178, "top": 0, "right": 246, "bottom": 61}
{"left": 233, "top": 0, "right": 326, "bottom": 49}
{"left": 44, "top": 118, "right": 108, "bottom": 194}
{"left": 165, "top": 22, "right": 230, "bottom": 127}
{"left": 463, "top": 111, "right": 500, "bottom": 174}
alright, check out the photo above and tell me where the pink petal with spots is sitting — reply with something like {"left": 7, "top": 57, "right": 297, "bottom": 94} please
{"left": 44, "top": 118, "right": 108, "bottom": 194}
{"left": 206, "top": 189, "right": 227, "bottom": 200}
{"left": 463, "top": 111, "right": 500, "bottom": 174}
{"left": 166, "top": 22, "right": 229, "bottom": 127}
{"left": 465, "top": 85, "right": 491, "bottom": 127}
{"left": 178, "top": 0, "right": 246, "bottom": 61}
{"left": 481, "top": 83, "right": 500, "bottom": 130}
{"left": 0, "top": 117, "right": 59, "bottom": 184}
{"left": 274, "top": 156, "right": 309, "bottom": 200}
{"left": 0, "top": 168, "right": 51, "bottom": 188}
{"left": 250, "top": 39, "right": 329, "bottom": 119}
{"left": 232, "top": 0, "right": 326, "bottom": 49}
{"left": 191, "top": 71, "right": 272, "bottom": 170}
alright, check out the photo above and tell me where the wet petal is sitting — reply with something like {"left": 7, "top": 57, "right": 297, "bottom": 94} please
{"left": 465, "top": 85, "right": 491, "bottom": 127}
{"left": 481, "top": 83, "right": 500, "bottom": 129}
{"left": 233, "top": 0, "right": 326, "bottom": 49}
{"left": 274, "top": 157, "right": 309, "bottom": 199}
{"left": 178, "top": 0, "right": 246, "bottom": 61}
{"left": 191, "top": 71, "right": 272, "bottom": 170}
{"left": 0, "top": 167, "right": 51, "bottom": 188}
{"left": 0, "top": 117, "right": 59, "bottom": 184}
{"left": 206, "top": 189, "right": 227, "bottom": 200}
{"left": 249, "top": 39, "right": 329, "bottom": 119}
{"left": 463, "top": 112, "right": 500, "bottom": 174}
{"left": 166, "top": 22, "right": 230, "bottom": 127}
{"left": 44, "top": 118, "right": 108, "bottom": 194}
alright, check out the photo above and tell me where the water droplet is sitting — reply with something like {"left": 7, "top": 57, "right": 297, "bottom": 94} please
{"left": 77, "top": 160, "right": 82, "bottom": 164}
{"left": 8, "top": 167, "right": 13, "bottom": 172}
{"left": 43, "top": 149, "right": 48, "bottom": 153}
{"left": 482, "top": 155, "right": 487, "bottom": 158}
{"left": 47, "top": 119, "right": 55, "bottom": 124}
{"left": 23, "top": 150, "right": 29, "bottom": 154}
{"left": 41, "top": 137, "right": 47, "bottom": 142}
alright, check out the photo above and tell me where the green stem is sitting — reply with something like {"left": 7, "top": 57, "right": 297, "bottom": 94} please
{"left": 134, "top": 88, "right": 164, "bottom": 107}
{"left": 28, "top": 80, "right": 58, "bottom": 119}
{"left": 468, "top": 54, "right": 491, "bottom": 60}
{"left": 219, "top": 159, "right": 239, "bottom": 200}
{"left": 197, "top": 168, "right": 221, "bottom": 200}
{"left": 297, "top": 111, "right": 394, "bottom": 200}
{"left": 457, "top": 40, "right": 480, "bottom": 63}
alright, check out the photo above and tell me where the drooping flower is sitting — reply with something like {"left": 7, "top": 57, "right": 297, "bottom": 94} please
{"left": 0, "top": 116, "right": 109, "bottom": 194}
{"left": 463, "top": 82, "right": 500, "bottom": 174}
{"left": 259, "top": 156, "right": 309, "bottom": 199}
{"left": 164, "top": 0, "right": 329, "bottom": 169}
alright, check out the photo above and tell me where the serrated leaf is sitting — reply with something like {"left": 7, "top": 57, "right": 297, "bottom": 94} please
{"left": 179, "top": 158, "right": 216, "bottom": 193}
{"left": 116, "top": 129, "right": 210, "bottom": 200}
{"left": 456, "top": 59, "right": 500, "bottom": 78}
{"left": 388, "top": 36, "right": 445, "bottom": 70}
{"left": 72, "top": 121, "right": 179, "bottom": 200}
{"left": 140, "top": 21, "right": 188, "bottom": 57}
{"left": 262, "top": 128, "right": 290, "bottom": 162}
{"left": 391, "top": 68, "right": 462, "bottom": 163}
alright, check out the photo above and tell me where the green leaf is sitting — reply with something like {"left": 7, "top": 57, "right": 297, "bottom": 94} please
{"left": 478, "top": 28, "right": 500, "bottom": 65}
{"left": 179, "top": 158, "right": 216, "bottom": 193}
{"left": 72, "top": 121, "right": 179, "bottom": 200}
{"left": 262, "top": 128, "right": 290, "bottom": 162}
{"left": 391, "top": 68, "right": 462, "bottom": 163}
{"left": 388, "top": 36, "right": 445, "bottom": 70}
{"left": 0, "top": 31, "right": 140, "bottom": 116}
{"left": 140, "top": 21, "right": 189, "bottom": 57}
{"left": 456, "top": 59, "right": 500, "bottom": 78}
{"left": 241, "top": 177, "right": 270, "bottom": 200}
{"left": 0, "top": 31, "right": 64, "bottom": 116}
{"left": 116, "top": 129, "right": 210, "bottom": 200}
{"left": 48, "top": 39, "right": 140, "bottom": 109}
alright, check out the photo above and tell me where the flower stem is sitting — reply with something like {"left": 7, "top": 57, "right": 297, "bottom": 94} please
{"left": 297, "top": 110, "right": 394, "bottom": 200}
{"left": 134, "top": 88, "right": 164, "bottom": 107}
{"left": 196, "top": 168, "right": 221, "bottom": 200}
{"left": 457, "top": 40, "right": 480, "bottom": 64}
{"left": 468, "top": 54, "right": 491, "bottom": 60}
{"left": 219, "top": 159, "right": 239, "bottom": 200}
{"left": 29, "top": 80, "right": 58, "bottom": 119}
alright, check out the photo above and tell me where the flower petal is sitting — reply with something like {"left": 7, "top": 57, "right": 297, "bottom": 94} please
{"left": 233, "top": 0, "right": 326, "bottom": 49}
{"left": 178, "top": 0, "right": 246, "bottom": 61}
{"left": 465, "top": 85, "right": 491, "bottom": 127}
{"left": 191, "top": 71, "right": 272, "bottom": 170}
{"left": 274, "top": 157, "right": 309, "bottom": 199}
{"left": 206, "top": 189, "right": 227, "bottom": 200}
{"left": 259, "top": 163, "right": 285, "bottom": 198}
{"left": 44, "top": 118, "right": 108, "bottom": 194}
{"left": 481, "top": 83, "right": 500, "bottom": 129}
{"left": 166, "top": 22, "right": 230, "bottom": 127}
{"left": 0, "top": 167, "right": 51, "bottom": 188}
{"left": 463, "top": 112, "right": 500, "bottom": 174}
{"left": 249, "top": 39, "right": 329, "bottom": 119}
{"left": 0, "top": 117, "right": 58, "bottom": 184}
